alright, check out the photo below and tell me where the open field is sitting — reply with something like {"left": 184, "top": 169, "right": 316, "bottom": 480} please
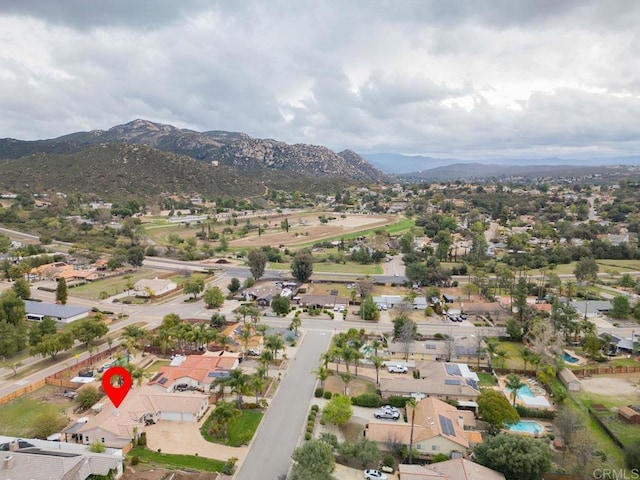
{"left": 269, "top": 260, "right": 382, "bottom": 275}
{"left": 128, "top": 446, "right": 225, "bottom": 472}
{"left": 68, "top": 268, "right": 166, "bottom": 300}
{"left": 324, "top": 374, "right": 376, "bottom": 397}
{"left": 230, "top": 212, "right": 399, "bottom": 248}
{"left": 0, "top": 385, "right": 71, "bottom": 437}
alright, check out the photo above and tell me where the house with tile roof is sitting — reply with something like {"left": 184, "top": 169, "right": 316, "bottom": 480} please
{"left": 379, "top": 362, "right": 480, "bottom": 405}
{"left": 65, "top": 385, "right": 209, "bottom": 451}
{"left": 133, "top": 278, "right": 177, "bottom": 297}
{"left": 148, "top": 352, "right": 240, "bottom": 392}
{"left": 365, "top": 397, "right": 480, "bottom": 459}
{"left": 399, "top": 458, "right": 505, "bottom": 480}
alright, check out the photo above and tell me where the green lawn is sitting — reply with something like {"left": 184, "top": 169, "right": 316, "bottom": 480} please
{"left": 477, "top": 372, "right": 498, "bottom": 386}
{"left": 201, "top": 409, "right": 263, "bottom": 447}
{"left": 0, "top": 394, "right": 68, "bottom": 437}
{"left": 145, "top": 360, "right": 171, "bottom": 373}
{"left": 495, "top": 340, "right": 526, "bottom": 370}
{"left": 128, "top": 446, "right": 225, "bottom": 472}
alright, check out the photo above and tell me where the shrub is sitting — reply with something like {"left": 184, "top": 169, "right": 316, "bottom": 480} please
{"left": 351, "top": 393, "right": 382, "bottom": 408}
{"left": 311, "top": 404, "right": 319, "bottom": 412}
{"left": 412, "top": 370, "right": 420, "bottom": 379}
{"left": 382, "top": 454, "right": 395, "bottom": 468}
{"left": 130, "top": 456, "right": 140, "bottom": 466}
{"left": 241, "top": 402, "right": 259, "bottom": 409}
{"left": 137, "top": 433, "right": 147, "bottom": 446}
{"left": 386, "top": 396, "right": 409, "bottom": 408}
{"left": 305, "top": 432, "right": 312, "bottom": 441}
{"left": 324, "top": 391, "right": 333, "bottom": 399}
{"left": 515, "top": 405, "right": 556, "bottom": 419}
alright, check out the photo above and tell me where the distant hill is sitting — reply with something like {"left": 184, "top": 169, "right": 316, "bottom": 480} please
{"left": 0, "top": 119, "right": 385, "bottom": 183}
{"left": 361, "top": 152, "right": 640, "bottom": 174}
{"left": 0, "top": 143, "right": 352, "bottom": 200}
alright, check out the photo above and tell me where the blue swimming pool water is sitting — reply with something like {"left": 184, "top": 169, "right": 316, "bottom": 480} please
{"left": 509, "top": 384, "right": 535, "bottom": 398}
{"left": 509, "top": 420, "right": 544, "bottom": 435}
{"left": 564, "top": 352, "right": 579, "bottom": 363}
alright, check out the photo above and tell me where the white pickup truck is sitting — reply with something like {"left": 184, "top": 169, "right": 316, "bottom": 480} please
{"left": 387, "top": 364, "right": 408, "bottom": 374}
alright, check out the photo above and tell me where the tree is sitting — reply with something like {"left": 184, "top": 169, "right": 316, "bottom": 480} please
{"left": 32, "top": 410, "right": 68, "bottom": 439}
{"left": 271, "top": 295, "right": 291, "bottom": 316}
{"left": 611, "top": 295, "right": 631, "bottom": 319}
{"left": 395, "top": 315, "right": 417, "bottom": 361}
{"left": 88, "top": 440, "right": 106, "bottom": 453}
{"left": 225, "top": 367, "right": 250, "bottom": 408}
{"left": 264, "top": 333, "right": 285, "bottom": 360}
{"left": 291, "top": 249, "right": 314, "bottom": 283}
{"left": 574, "top": 256, "right": 598, "bottom": 285}
{"left": 247, "top": 249, "right": 268, "bottom": 281}
{"left": 203, "top": 286, "right": 225, "bottom": 309}
{"left": 29, "top": 316, "right": 58, "bottom": 346}
{"left": 76, "top": 385, "right": 102, "bottom": 410}
{"left": 183, "top": 276, "right": 205, "bottom": 299}
{"left": 12, "top": 278, "right": 31, "bottom": 300}
{"left": 337, "top": 438, "right": 381, "bottom": 468}
{"left": 505, "top": 373, "right": 525, "bottom": 406}
{"left": 477, "top": 389, "right": 519, "bottom": 435}
{"left": 473, "top": 434, "right": 551, "bottom": 480}
{"left": 31, "top": 331, "right": 74, "bottom": 358}
{"left": 312, "top": 365, "right": 329, "bottom": 390}
{"left": 289, "top": 314, "right": 302, "bottom": 336}
{"left": 56, "top": 278, "right": 68, "bottom": 305}
{"left": 72, "top": 318, "right": 109, "bottom": 347}
{"left": 399, "top": 232, "right": 415, "bottom": 254}
{"left": 555, "top": 407, "right": 584, "bottom": 460}
{"left": 281, "top": 218, "right": 290, "bottom": 233}
{"left": 127, "top": 245, "right": 145, "bottom": 268}
{"left": 625, "top": 438, "right": 640, "bottom": 470}
{"left": 228, "top": 277, "right": 241, "bottom": 294}
{"left": 322, "top": 394, "right": 353, "bottom": 426}
{"left": 371, "top": 355, "right": 384, "bottom": 385}
{"left": 360, "top": 295, "right": 379, "bottom": 321}
{"left": 290, "top": 439, "right": 336, "bottom": 480}
{"left": 207, "top": 401, "right": 240, "bottom": 440}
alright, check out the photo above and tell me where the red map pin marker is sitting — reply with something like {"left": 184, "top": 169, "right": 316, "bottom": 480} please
{"left": 101, "top": 366, "right": 132, "bottom": 408}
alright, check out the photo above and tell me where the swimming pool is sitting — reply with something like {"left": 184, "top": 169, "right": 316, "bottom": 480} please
{"left": 509, "top": 420, "right": 544, "bottom": 435}
{"left": 506, "top": 384, "right": 535, "bottom": 398}
{"left": 564, "top": 352, "right": 579, "bottom": 363}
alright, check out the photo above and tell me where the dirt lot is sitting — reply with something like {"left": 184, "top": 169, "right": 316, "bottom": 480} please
{"left": 580, "top": 374, "right": 640, "bottom": 397}
{"left": 230, "top": 213, "right": 396, "bottom": 248}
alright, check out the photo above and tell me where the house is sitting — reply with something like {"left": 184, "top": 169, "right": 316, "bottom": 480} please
{"left": 29, "top": 262, "right": 72, "bottom": 281}
{"left": 558, "top": 368, "right": 582, "bottom": 392}
{"left": 297, "top": 294, "right": 349, "bottom": 310}
{"left": 618, "top": 406, "right": 640, "bottom": 425}
{"left": 399, "top": 458, "right": 505, "bottom": 480}
{"left": 245, "top": 285, "right": 284, "bottom": 307}
{"left": 379, "top": 362, "right": 481, "bottom": 405}
{"left": 220, "top": 323, "right": 263, "bottom": 353}
{"left": 443, "top": 294, "right": 455, "bottom": 303}
{"left": 133, "top": 278, "right": 177, "bottom": 297}
{"left": 570, "top": 300, "right": 613, "bottom": 318}
{"left": 0, "top": 437, "right": 124, "bottom": 480}
{"left": 373, "top": 295, "right": 404, "bottom": 309}
{"left": 65, "top": 386, "right": 209, "bottom": 450}
{"left": 24, "top": 300, "right": 91, "bottom": 324}
{"left": 366, "top": 397, "right": 478, "bottom": 458}
{"left": 148, "top": 352, "right": 240, "bottom": 392}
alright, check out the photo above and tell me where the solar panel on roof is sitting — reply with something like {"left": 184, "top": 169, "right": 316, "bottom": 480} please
{"left": 207, "top": 371, "right": 218, "bottom": 377}
{"left": 445, "top": 364, "right": 461, "bottom": 376}
{"left": 424, "top": 344, "right": 437, "bottom": 350}
{"left": 444, "top": 379, "right": 460, "bottom": 385}
{"left": 158, "top": 377, "right": 168, "bottom": 385}
{"left": 439, "top": 415, "right": 455, "bottom": 436}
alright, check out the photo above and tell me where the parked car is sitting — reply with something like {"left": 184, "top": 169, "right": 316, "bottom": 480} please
{"left": 364, "top": 469, "right": 388, "bottom": 480}
{"left": 387, "top": 364, "right": 408, "bottom": 374}
{"left": 174, "top": 383, "right": 189, "bottom": 392}
{"left": 374, "top": 408, "right": 400, "bottom": 420}
{"left": 380, "top": 405, "right": 399, "bottom": 413}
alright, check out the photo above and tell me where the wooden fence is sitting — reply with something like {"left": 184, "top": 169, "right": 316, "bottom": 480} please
{"left": 0, "top": 379, "right": 46, "bottom": 406}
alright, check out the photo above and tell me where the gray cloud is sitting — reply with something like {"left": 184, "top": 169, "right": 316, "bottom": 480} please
{"left": 0, "top": 0, "right": 639, "bottom": 161}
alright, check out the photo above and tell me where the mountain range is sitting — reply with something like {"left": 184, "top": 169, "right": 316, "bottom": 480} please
{"left": 0, "top": 119, "right": 385, "bottom": 200}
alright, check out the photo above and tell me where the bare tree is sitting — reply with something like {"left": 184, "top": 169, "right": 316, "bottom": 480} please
{"left": 398, "top": 320, "right": 416, "bottom": 361}
{"left": 572, "top": 428, "right": 597, "bottom": 479}
{"left": 443, "top": 336, "right": 457, "bottom": 362}
{"left": 555, "top": 407, "right": 584, "bottom": 459}
{"left": 384, "top": 432, "right": 403, "bottom": 455}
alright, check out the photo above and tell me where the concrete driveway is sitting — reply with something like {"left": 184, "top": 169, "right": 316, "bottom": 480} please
{"left": 334, "top": 464, "right": 399, "bottom": 480}
{"left": 145, "top": 418, "right": 247, "bottom": 462}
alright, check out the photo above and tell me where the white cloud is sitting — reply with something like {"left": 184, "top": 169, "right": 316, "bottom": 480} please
{"left": 0, "top": 0, "right": 639, "bottom": 161}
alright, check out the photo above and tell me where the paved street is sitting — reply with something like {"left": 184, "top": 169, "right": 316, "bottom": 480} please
{"left": 234, "top": 329, "right": 333, "bottom": 480}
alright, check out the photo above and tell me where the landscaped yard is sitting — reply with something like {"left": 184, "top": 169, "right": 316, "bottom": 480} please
{"left": 128, "top": 446, "right": 225, "bottom": 472}
{"left": 145, "top": 360, "right": 171, "bottom": 373}
{"left": 200, "top": 408, "right": 264, "bottom": 447}
{"left": 68, "top": 268, "right": 165, "bottom": 300}
{"left": 323, "top": 373, "right": 376, "bottom": 397}
{"left": 477, "top": 372, "right": 498, "bottom": 386}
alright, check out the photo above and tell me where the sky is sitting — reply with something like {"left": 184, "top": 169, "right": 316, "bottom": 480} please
{"left": 1, "top": 0, "right": 639, "bottom": 161}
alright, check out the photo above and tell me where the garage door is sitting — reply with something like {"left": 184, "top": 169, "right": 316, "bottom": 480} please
{"left": 182, "top": 413, "right": 195, "bottom": 422}
{"left": 160, "top": 412, "right": 182, "bottom": 421}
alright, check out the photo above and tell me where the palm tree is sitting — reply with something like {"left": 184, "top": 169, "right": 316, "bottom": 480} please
{"left": 208, "top": 401, "right": 240, "bottom": 440}
{"left": 312, "top": 365, "right": 330, "bottom": 390}
{"left": 289, "top": 315, "right": 302, "bottom": 336}
{"left": 264, "top": 334, "right": 285, "bottom": 361}
{"left": 128, "top": 365, "right": 150, "bottom": 387}
{"left": 371, "top": 355, "right": 384, "bottom": 385}
{"left": 226, "top": 368, "right": 250, "bottom": 408}
{"left": 485, "top": 338, "right": 499, "bottom": 369}
{"left": 522, "top": 347, "right": 534, "bottom": 375}
{"left": 339, "top": 371, "right": 352, "bottom": 396}
{"left": 250, "top": 375, "right": 265, "bottom": 404}
{"left": 239, "top": 326, "right": 253, "bottom": 359}
{"left": 494, "top": 350, "right": 508, "bottom": 370}
{"left": 505, "top": 373, "right": 525, "bottom": 406}
{"left": 407, "top": 398, "right": 417, "bottom": 464}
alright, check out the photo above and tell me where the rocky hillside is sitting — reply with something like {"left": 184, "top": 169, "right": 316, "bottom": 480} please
{"left": 0, "top": 119, "right": 385, "bottom": 182}
{"left": 0, "top": 143, "right": 351, "bottom": 200}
